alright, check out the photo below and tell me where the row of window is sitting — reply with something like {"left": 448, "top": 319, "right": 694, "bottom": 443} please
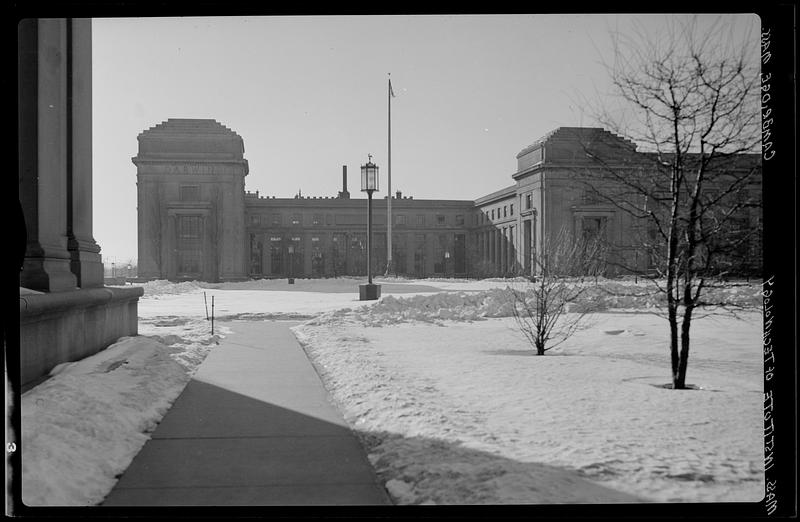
{"left": 476, "top": 192, "right": 538, "bottom": 226}
{"left": 478, "top": 202, "right": 515, "bottom": 224}
{"left": 249, "top": 213, "right": 463, "bottom": 227}
{"left": 257, "top": 233, "right": 454, "bottom": 248}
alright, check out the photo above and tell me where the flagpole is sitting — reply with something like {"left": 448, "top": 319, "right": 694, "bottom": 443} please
{"left": 386, "top": 73, "right": 393, "bottom": 276}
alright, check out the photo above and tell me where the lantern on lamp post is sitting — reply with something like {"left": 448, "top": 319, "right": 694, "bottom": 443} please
{"left": 359, "top": 155, "right": 381, "bottom": 300}
{"left": 444, "top": 251, "right": 451, "bottom": 278}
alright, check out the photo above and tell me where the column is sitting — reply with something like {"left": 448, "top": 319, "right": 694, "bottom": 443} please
{"left": 166, "top": 214, "right": 177, "bottom": 279}
{"left": 488, "top": 230, "right": 494, "bottom": 266}
{"left": 494, "top": 229, "right": 500, "bottom": 268}
{"left": 19, "top": 19, "right": 78, "bottom": 292}
{"left": 499, "top": 229, "right": 506, "bottom": 273}
{"left": 66, "top": 18, "right": 103, "bottom": 288}
{"left": 509, "top": 225, "right": 516, "bottom": 273}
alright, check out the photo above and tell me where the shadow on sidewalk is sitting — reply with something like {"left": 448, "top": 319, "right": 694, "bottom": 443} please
{"left": 96, "top": 379, "right": 649, "bottom": 512}
{"left": 100, "top": 380, "right": 388, "bottom": 507}
{"left": 89, "top": 380, "right": 759, "bottom": 518}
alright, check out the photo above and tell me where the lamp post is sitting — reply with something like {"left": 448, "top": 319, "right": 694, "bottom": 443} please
{"left": 127, "top": 264, "right": 132, "bottom": 282}
{"left": 359, "top": 155, "right": 381, "bottom": 300}
{"left": 287, "top": 244, "right": 295, "bottom": 284}
{"left": 111, "top": 262, "right": 116, "bottom": 279}
{"left": 444, "top": 251, "right": 450, "bottom": 278}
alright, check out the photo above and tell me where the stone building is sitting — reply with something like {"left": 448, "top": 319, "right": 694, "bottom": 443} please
{"left": 135, "top": 121, "right": 762, "bottom": 281}
{"left": 134, "top": 119, "right": 249, "bottom": 282}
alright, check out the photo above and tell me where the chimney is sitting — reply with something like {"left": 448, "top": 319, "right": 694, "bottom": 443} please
{"left": 338, "top": 165, "right": 350, "bottom": 199}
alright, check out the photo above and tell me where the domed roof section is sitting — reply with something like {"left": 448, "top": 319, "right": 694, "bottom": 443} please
{"left": 136, "top": 118, "right": 246, "bottom": 160}
{"left": 514, "top": 127, "right": 641, "bottom": 174}
{"left": 516, "top": 127, "right": 638, "bottom": 159}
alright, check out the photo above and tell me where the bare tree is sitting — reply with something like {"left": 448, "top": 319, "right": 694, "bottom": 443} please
{"left": 578, "top": 16, "right": 762, "bottom": 388}
{"left": 510, "top": 227, "right": 607, "bottom": 355}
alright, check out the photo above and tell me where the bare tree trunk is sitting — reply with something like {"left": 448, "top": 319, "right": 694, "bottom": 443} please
{"left": 676, "top": 306, "right": 694, "bottom": 389}
{"left": 669, "top": 304, "right": 680, "bottom": 386}
{"left": 665, "top": 160, "right": 684, "bottom": 387}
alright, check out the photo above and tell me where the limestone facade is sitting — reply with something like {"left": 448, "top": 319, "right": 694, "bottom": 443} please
{"left": 136, "top": 123, "right": 762, "bottom": 281}
{"left": 134, "top": 119, "right": 249, "bottom": 282}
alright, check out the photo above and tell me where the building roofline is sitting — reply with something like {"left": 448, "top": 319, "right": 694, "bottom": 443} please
{"left": 474, "top": 184, "right": 517, "bottom": 206}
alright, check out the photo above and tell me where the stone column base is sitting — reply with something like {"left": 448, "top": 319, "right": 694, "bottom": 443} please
{"left": 20, "top": 257, "right": 78, "bottom": 293}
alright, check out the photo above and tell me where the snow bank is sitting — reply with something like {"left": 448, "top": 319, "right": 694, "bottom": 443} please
{"left": 135, "top": 279, "right": 203, "bottom": 298}
{"left": 307, "top": 289, "right": 516, "bottom": 326}
{"left": 22, "top": 336, "right": 190, "bottom": 506}
{"left": 307, "top": 280, "right": 763, "bottom": 327}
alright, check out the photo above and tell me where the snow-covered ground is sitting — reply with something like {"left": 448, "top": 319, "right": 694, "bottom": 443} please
{"left": 18, "top": 276, "right": 764, "bottom": 505}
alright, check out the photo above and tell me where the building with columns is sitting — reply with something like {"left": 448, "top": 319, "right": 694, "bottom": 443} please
{"left": 135, "top": 121, "right": 762, "bottom": 282}
{"left": 18, "top": 19, "right": 142, "bottom": 388}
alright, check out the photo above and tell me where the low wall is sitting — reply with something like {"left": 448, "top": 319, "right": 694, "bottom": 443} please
{"left": 19, "top": 286, "right": 144, "bottom": 388}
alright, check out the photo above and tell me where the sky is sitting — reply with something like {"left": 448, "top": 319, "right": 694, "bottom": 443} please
{"left": 91, "top": 14, "right": 760, "bottom": 264}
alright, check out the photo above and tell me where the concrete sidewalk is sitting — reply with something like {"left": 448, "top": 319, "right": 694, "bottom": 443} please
{"left": 102, "top": 321, "right": 391, "bottom": 506}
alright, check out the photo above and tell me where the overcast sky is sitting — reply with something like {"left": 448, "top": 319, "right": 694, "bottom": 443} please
{"left": 91, "top": 14, "right": 759, "bottom": 264}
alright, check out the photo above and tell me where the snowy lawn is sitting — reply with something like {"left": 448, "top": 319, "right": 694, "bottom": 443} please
{"left": 18, "top": 276, "right": 764, "bottom": 505}
{"left": 294, "top": 311, "right": 764, "bottom": 503}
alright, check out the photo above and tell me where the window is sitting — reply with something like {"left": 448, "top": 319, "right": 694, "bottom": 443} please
{"left": 510, "top": 204, "right": 514, "bottom": 216}
{"left": 436, "top": 214, "right": 446, "bottom": 226}
{"left": 250, "top": 214, "right": 260, "bottom": 225}
{"left": 179, "top": 216, "right": 201, "bottom": 239}
{"left": 177, "top": 250, "right": 201, "bottom": 274}
{"left": 291, "top": 214, "right": 302, "bottom": 226}
{"left": 312, "top": 214, "right": 322, "bottom": 226}
{"left": 581, "top": 216, "right": 608, "bottom": 241}
{"left": 272, "top": 214, "right": 282, "bottom": 226}
{"left": 179, "top": 185, "right": 200, "bottom": 201}
{"left": 503, "top": 206, "right": 507, "bottom": 218}
{"left": 455, "top": 214, "right": 464, "bottom": 226}
{"left": 177, "top": 215, "right": 202, "bottom": 275}
{"left": 582, "top": 189, "right": 602, "bottom": 205}
{"left": 396, "top": 214, "right": 407, "bottom": 226}
{"left": 415, "top": 234, "right": 425, "bottom": 244}
{"left": 525, "top": 194, "right": 532, "bottom": 210}
{"left": 417, "top": 214, "right": 425, "bottom": 226}
{"left": 491, "top": 209, "right": 495, "bottom": 220}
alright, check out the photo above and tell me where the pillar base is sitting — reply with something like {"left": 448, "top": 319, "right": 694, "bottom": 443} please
{"left": 359, "top": 283, "right": 381, "bottom": 301}
{"left": 20, "top": 257, "right": 78, "bottom": 293}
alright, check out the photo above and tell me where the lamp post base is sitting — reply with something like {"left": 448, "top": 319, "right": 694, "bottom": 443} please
{"left": 359, "top": 283, "right": 381, "bottom": 301}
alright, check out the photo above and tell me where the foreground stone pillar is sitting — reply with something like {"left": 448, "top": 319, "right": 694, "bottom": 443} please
{"left": 19, "top": 19, "right": 77, "bottom": 293}
{"left": 67, "top": 18, "right": 103, "bottom": 288}
{"left": 18, "top": 18, "right": 143, "bottom": 388}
